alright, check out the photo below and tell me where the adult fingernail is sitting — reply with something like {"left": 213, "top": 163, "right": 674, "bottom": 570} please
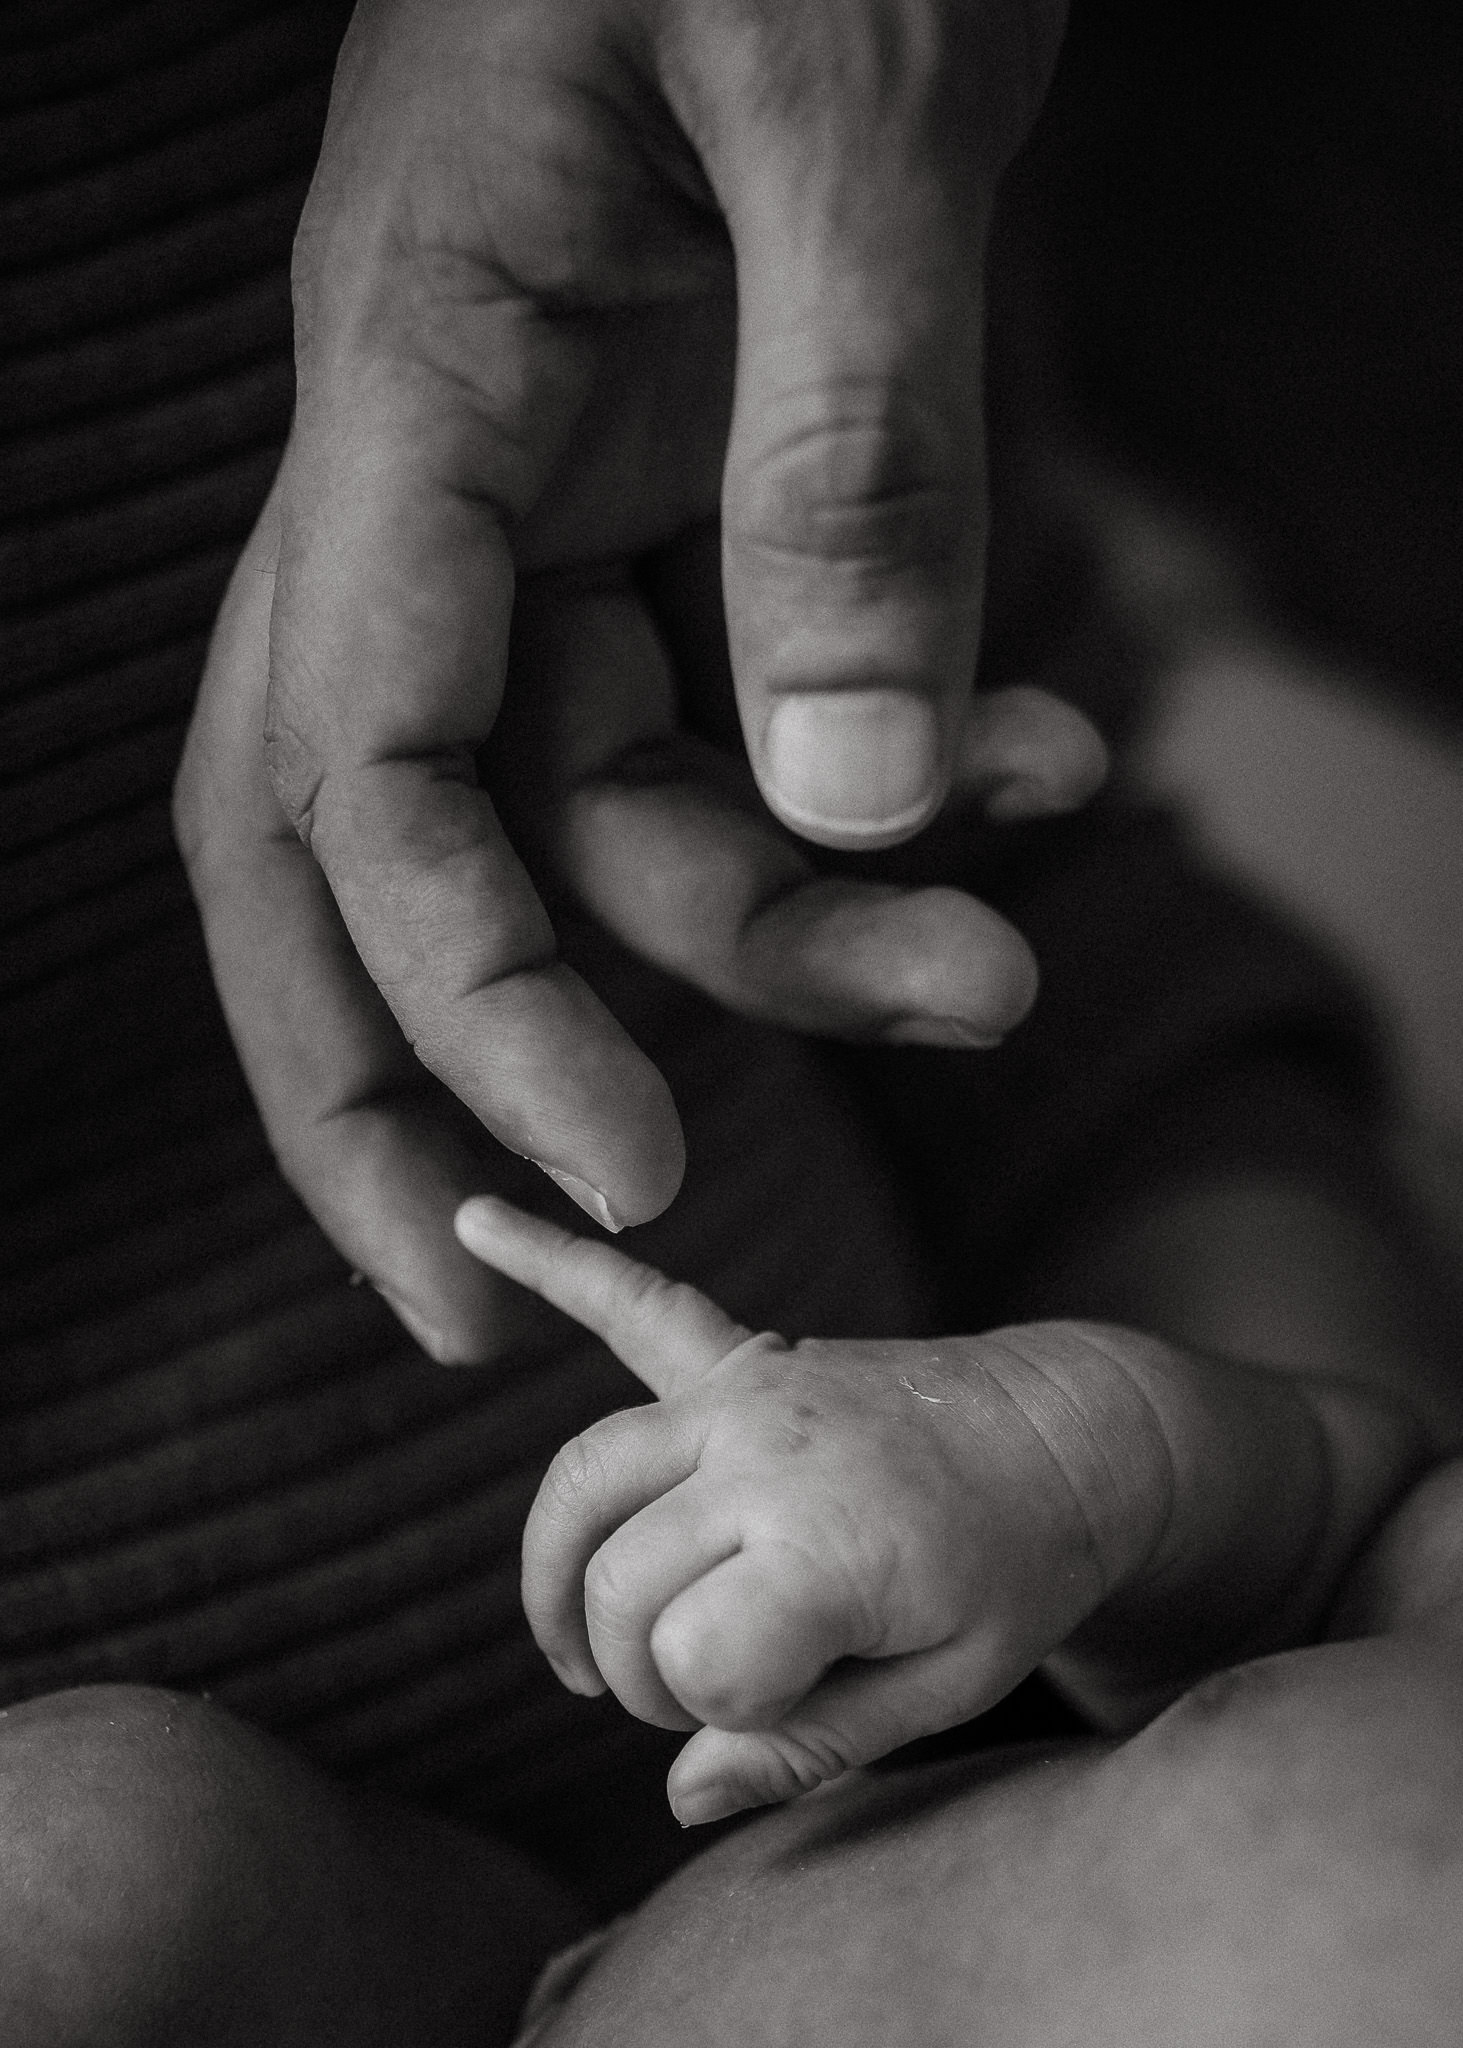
{"left": 883, "top": 1015, "right": 1004, "bottom": 1050}
{"left": 547, "top": 1654, "right": 607, "bottom": 1699}
{"left": 531, "top": 1162, "right": 623, "bottom": 1234}
{"left": 670, "top": 1779, "right": 747, "bottom": 1828}
{"left": 764, "top": 690, "right": 943, "bottom": 840}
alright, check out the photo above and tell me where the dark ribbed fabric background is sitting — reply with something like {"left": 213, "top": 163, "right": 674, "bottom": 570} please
{"left": 0, "top": 0, "right": 1392, "bottom": 1912}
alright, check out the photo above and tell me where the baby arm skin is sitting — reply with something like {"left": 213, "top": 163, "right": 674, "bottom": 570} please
{"left": 455, "top": 1183, "right": 1449, "bottom": 1825}
{"left": 1021, "top": 1163, "right": 1463, "bottom": 1709}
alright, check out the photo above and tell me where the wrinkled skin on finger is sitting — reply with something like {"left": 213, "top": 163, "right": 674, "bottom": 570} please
{"left": 177, "top": 0, "right": 1099, "bottom": 1357}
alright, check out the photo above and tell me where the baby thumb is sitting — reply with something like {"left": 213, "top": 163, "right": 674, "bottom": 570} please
{"left": 666, "top": 1651, "right": 982, "bottom": 1825}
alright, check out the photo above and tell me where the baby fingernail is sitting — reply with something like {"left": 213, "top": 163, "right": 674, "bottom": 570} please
{"left": 670, "top": 1779, "right": 746, "bottom": 1828}
{"left": 531, "top": 1162, "right": 623, "bottom": 1234}
{"left": 764, "top": 690, "right": 942, "bottom": 840}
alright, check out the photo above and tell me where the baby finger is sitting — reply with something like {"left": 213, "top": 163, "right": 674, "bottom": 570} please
{"left": 523, "top": 1403, "right": 701, "bottom": 1692}
{"left": 585, "top": 1476, "right": 742, "bottom": 1729}
{"left": 650, "top": 1540, "right": 866, "bottom": 1732}
{"left": 665, "top": 1634, "right": 1008, "bottom": 1825}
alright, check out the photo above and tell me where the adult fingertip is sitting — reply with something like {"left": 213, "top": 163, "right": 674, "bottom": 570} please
{"left": 981, "top": 774, "right": 1060, "bottom": 824}
{"left": 531, "top": 1164, "right": 624, "bottom": 1234}
{"left": 957, "top": 685, "right": 1111, "bottom": 823}
{"left": 546, "top": 1652, "right": 608, "bottom": 1700}
{"left": 871, "top": 889, "right": 1040, "bottom": 1046}
{"left": 545, "top": 1058, "right": 688, "bottom": 1233}
{"left": 372, "top": 1282, "right": 453, "bottom": 1361}
{"left": 979, "top": 737, "right": 1108, "bottom": 823}
{"left": 367, "top": 1242, "right": 549, "bottom": 1368}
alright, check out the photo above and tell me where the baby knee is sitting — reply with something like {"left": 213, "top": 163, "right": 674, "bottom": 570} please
{"left": 0, "top": 1684, "right": 317, "bottom": 2047}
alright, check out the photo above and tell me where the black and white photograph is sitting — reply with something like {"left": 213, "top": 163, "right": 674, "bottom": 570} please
{"left": 3, "top": 1, "right": 1462, "bottom": 2038}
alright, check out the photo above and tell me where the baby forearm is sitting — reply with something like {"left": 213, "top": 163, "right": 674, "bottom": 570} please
{"left": 997, "top": 1158, "right": 1463, "bottom": 1725}
{"left": 1042, "top": 1326, "right": 1427, "bottom": 1728}
{"left": 1021, "top": 1167, "right": 1463, "bottom": 1453}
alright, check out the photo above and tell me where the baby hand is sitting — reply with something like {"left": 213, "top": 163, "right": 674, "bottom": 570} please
{"left": 456, "top": 1197, "right": 1181, "bottom": 1822}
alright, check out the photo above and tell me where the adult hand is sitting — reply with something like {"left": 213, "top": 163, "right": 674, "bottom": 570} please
{"left": 176, "top": 0, "right": 1104, "bottom": 1360}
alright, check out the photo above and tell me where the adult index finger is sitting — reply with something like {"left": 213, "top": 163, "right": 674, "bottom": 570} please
{"left": 267, "top": 357, "right": 686, "bottom": 1232}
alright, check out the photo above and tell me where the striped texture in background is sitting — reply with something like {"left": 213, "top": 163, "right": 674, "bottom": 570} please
{"left": 0, "top": 0, "right": 933, "bottom": 1904}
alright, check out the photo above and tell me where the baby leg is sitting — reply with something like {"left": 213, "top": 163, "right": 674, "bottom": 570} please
{"left": 0, "top": 1684, "right": 582, "bottom": 2048}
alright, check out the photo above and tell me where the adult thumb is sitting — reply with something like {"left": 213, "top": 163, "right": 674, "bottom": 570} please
{"left": 682, "top": 0, "right": 1064, "bottom": 849}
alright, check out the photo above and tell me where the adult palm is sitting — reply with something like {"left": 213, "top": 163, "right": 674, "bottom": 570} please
{"left": 177, "top": 0, "right": 1098, "bottom": 1359}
